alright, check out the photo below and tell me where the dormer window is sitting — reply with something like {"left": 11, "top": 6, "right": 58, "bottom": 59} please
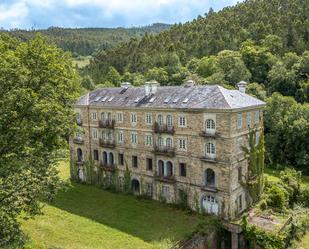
{"left": 206, "top": 119, "right": 215, "bottom": 134}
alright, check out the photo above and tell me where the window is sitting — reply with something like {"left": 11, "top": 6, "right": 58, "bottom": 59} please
{"left": 101, "top": 112, "right": 105, "bottom": 120}
{"left": 236, "top": 137, "right": 243, "bottom": 154}
{"left": 145, "top": 134, "right": 153, "bottom": 146}
{"left": 107, "top": 131, "right": 113, "bottom": 141}
{"left": 77, "top": 148, "right": 83, "bottom": 162}
{"left": 118, "top": 153, "right": 124, "bottom": 166}
{"left": 166, "top": 114, "right": 173, "bottom": 127}
{"left": 239, "top": 194, "right": 243, "bottom": 210}
{"left": 101, "top": 130, "right": 106, "bottom": 140}
{"left": 162, "top": 186, "right": 170, "bottom": 199}
{"left": 246, "top": 112, "right": 251, "bottom": 128}
{"left": 237, "top": 113, "right": 243, "bottom": 129}
{"left": 117, "top": 131, "right": 124, "bottom": 143}
{"left": 179, "top": 163, "right": 186, "bottom": 177}
{"left": 166, "top": 138, "right": 173, "bottom": 149}
{"left": 131, "top": 132, "right": 138, "bottom": 144}
{"left": 146, "top": 183, "right": 153, "bottom": 197}
{"left": 179, "top": 115, "right": 186, "bottom": 127}
{"left": 145, "top": 114, "right": 152, "bottom": 125}
{"left": 131, "top": 113, "right": 137, "bottom": 124}
{"left": 205, "top": 168, "right": 215, "bottom": 187}
{"left": 107, "top": 112, "right": 112, "bottom": 121}
{"left": 119, "top": 176, "right": 124, "bottom": 189}
{"left": 158, "top": 136, "right": 164, "bottom": 147}
{"left": 206, "top": 119, "right": 215, "bottom": 133}
{"left": 178, "top": 138, "right": 187, "bottom": 150}
{"left": 117, "top": 112, "right": 123, "bottom": 123}
{"left": 206, "top": 142, "right": 216, "bottom": 158}
{"left": 238, "top": 167, "right": 242, "bottom": 182}
{"left": 255, "top": 110, "right": 260, "bottom": 124}
{"left": 132, "top": 156, "right": 138, "bottom": 168}
{"left": 91, "top": 128, "right": 98, "bottom": 139}
{"left": 91, "top": 112, "right": 97, "bottom": 120}
{"left": 157, "top": 114, "right": 163, "bottom": 125}
{"left": 255, "top": 131, "right": 259, "bottom": 145}
{"left": 146, "top": 158, "right": 153, "bottom": 171}
{"left": 93, "top": 149, "right": 99, "bottom": 161}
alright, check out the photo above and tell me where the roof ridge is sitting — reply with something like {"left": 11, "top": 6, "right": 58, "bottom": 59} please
{"left": 216, "top": 85, "right": 233, "bottom": 109}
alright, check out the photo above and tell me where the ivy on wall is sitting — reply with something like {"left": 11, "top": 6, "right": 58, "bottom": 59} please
{"left": 242, "top": 126, "right": 265, "bottom": 205}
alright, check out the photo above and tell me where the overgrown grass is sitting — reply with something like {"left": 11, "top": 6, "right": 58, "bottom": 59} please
{"left": 22, "top": 161, "right": 203, "bottom": 249}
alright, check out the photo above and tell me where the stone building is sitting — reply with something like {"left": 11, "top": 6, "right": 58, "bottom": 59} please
{"left": 69, "top": 80, "right": 265, "bottom": 220}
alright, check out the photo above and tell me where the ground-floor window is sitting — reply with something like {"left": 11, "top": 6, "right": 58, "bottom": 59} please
{"left": 132, "top": 179, "right": 140, "bottom": 194}
{"left": 146, "top": 183, "right": 153, "bottom": 197}
{"left": 201, "top": 195, "right": 219, "bottom": 215}
{"left": 162, "top": 186, "right": 170, "bottom": 199}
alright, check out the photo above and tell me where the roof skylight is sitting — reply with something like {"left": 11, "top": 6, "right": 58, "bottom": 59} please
{"left": 107, "top": 96, "right": 114, "bottom": 102}
{"left": 149, "top": 97, "right": 156, "bottom": 103}
{"left": 101, "top": 96, "right": 108, "bottom": 102}
{"left": 164, "top": 96, "right": 171, "bottom": 103}
{"left": 183, "top": 98, "right": 189, "bottom": 103}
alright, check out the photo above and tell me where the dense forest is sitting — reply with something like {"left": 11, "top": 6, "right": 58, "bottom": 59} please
{"left": 0, "top": 23, "right": 170, "bottom": 56}
{"left": 80, "top": 0, "right": 308, "bottom": 173}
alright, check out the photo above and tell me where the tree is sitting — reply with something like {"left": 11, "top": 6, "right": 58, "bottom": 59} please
{"left": 146, "top": 67, "right": 168, "bottom": 85}
{"left": 105, "top": 66, "right": 121, "bottom": 86}
{"left": 264, "top": 93, "right": 309, "bottom": 172}
{"left": 81, "top": 75, "right": 95, "bottom": 90}
{"left": 0, "top": 34, "right": 80, "bottom": 246}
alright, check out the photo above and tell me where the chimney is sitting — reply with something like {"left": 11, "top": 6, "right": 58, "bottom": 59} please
{"left": 121, "top": 82, "right": 131, "bottom": 88}
{"left": 145, "top": 80, "right": 159, "bottom": 96}
{"left": 237, "top": 81, "right": 248, "bottom": 93}
{"left": 184, "top": 79, "right": 196, "bottom": 87}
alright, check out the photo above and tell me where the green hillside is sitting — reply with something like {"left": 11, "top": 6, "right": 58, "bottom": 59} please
{"left": 86, "top": 0, "right": 309, "bottom": 82}
{"left": 1, "top": 23, "right": 170, "bottom": 56}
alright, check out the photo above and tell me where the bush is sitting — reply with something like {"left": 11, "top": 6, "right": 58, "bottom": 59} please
{"left": 266, "top": 185, "right": 287, "bottom": 210}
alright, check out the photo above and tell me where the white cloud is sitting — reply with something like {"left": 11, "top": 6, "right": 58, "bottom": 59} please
{"left": 0, "top": 1, "right": 29, "bottom": 28}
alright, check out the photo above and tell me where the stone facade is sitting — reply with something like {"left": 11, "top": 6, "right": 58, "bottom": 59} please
{"left": 69, "top": 83, "right": 265, "bottom": 221}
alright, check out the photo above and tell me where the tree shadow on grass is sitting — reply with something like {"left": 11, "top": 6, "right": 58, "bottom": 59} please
{"left": 50, "top": 182, "right": 201, "bottom": 244}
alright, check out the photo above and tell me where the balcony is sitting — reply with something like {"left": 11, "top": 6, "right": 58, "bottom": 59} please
{"left": 99, "top": 139, "right": 115, "bottom": 148}
{"left": 73, "top": 137, "right": 84, "bottom": 144}
{"left": 200, "top": 155, "right": 217, "bottom": 163}
{"left": 199, "top": 130, "right": 218, "bottom": 138}
{"left": 154, "top": 145, "right": 175, "bottom": 157}
{"left": 154, "top": 122, "right": 175, "bottom": 135}
{"left": 99, "top": 119, "right": 115, "bottom": 129}
{"left": 100, "top": 161, "right": 116, "bottom": 172}
{"left": 154, "top": 174, "right": 176, "bottom": 184}
{"left": 200, "top": 185, "right": 218, "bottom": 193}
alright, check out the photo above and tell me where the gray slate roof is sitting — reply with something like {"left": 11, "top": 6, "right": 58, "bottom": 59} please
{"left": 76, "top": 85, "right": 265, "bottom": 110}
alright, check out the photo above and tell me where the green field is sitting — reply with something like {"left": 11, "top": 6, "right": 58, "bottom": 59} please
{"left": 22, "top": 161, "right": 203, "bottom": 249}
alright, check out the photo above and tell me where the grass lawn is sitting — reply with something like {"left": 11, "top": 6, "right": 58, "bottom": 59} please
{"left": 22, "top": 161, "right": 204, "bottom": 249}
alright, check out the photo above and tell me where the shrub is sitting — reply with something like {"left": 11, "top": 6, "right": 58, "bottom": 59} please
{"left": 266, "top": 185, "right": 287, "bottom": 210}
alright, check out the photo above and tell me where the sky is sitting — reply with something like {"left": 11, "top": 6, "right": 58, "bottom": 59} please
{"left": 0, "top": 0, "right": 242, "bottom": 29}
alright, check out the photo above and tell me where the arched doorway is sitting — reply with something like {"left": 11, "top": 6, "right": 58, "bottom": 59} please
{"left": 166, "top": 161, "right": 173, "bottom": 177}
{"left": 131, "top": 179, "right": 140, "bottom": 194}
{"left": 77, "top": 148, "right": 83, "bottom": 162}
{"left": 103, "top": 151, "right": 108, "bottom": 165}
{"left": 201, "top": 195, "right": 219, "bottom": 215}
{"left": 78, "top": 168, "right": 85, "bottom": 182}
{"left": 108, "top": 152, "right": 114, "bottom": 165}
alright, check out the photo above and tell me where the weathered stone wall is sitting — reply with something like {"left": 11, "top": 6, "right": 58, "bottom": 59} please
{"left": 69, "top": 105, "right": 264, "bottom": 220}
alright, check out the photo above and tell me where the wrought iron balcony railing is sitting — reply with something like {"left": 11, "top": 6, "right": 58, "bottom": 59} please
{"left": 99, "top": 119, "right": 115, "bottom": 129}
{"left": 154, "top": 145, "right": 175, "bottom": 157}
{"left": 153, "top": 122, "right": 175, "bottom": 135}
{"left": 100, "top": 161, "right": 116, "bottom": 171}
{"left": 99, "top": 138, "right": 115, "bottom": 148}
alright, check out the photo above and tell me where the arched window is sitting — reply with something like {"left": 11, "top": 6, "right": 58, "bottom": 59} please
{"left": 166, "top": 115, "right": 173, "bottom": 127}
{"left": 166, "top": 161, "right": 173, "bottom": 177}
{"left": 101, "top": 112, "right": 105, "bottom": 120}
{"left": 103, "top": 151, "right": 108, "bottom": 165}
{"left": 77, "top": 148, "right": 83, "bottom": 162}
{"left": 166, "top": 138, "right": 172, "bottom": 149}
{"left": 206, "top": 119, "right": 215, "bottom": 134}
{"left": 206, "top": 142, "right": 216, "bottom": 159}
{"left": 158, "top": 114, "right": 163, "bottom": 125}
{"left": 107, "top": 112, "right": 112, "bottom": 121}
{"left": 108, "top": 152, "right": 114, "bottom": 165}
{"left": 205, "top": 168, "right": 215, "bottom": 187}
{"left": 132, "top": 179, "right": 140, "bottom": 194}
{"left": 158, "top": 160, "right": 164, "bottom": 176}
